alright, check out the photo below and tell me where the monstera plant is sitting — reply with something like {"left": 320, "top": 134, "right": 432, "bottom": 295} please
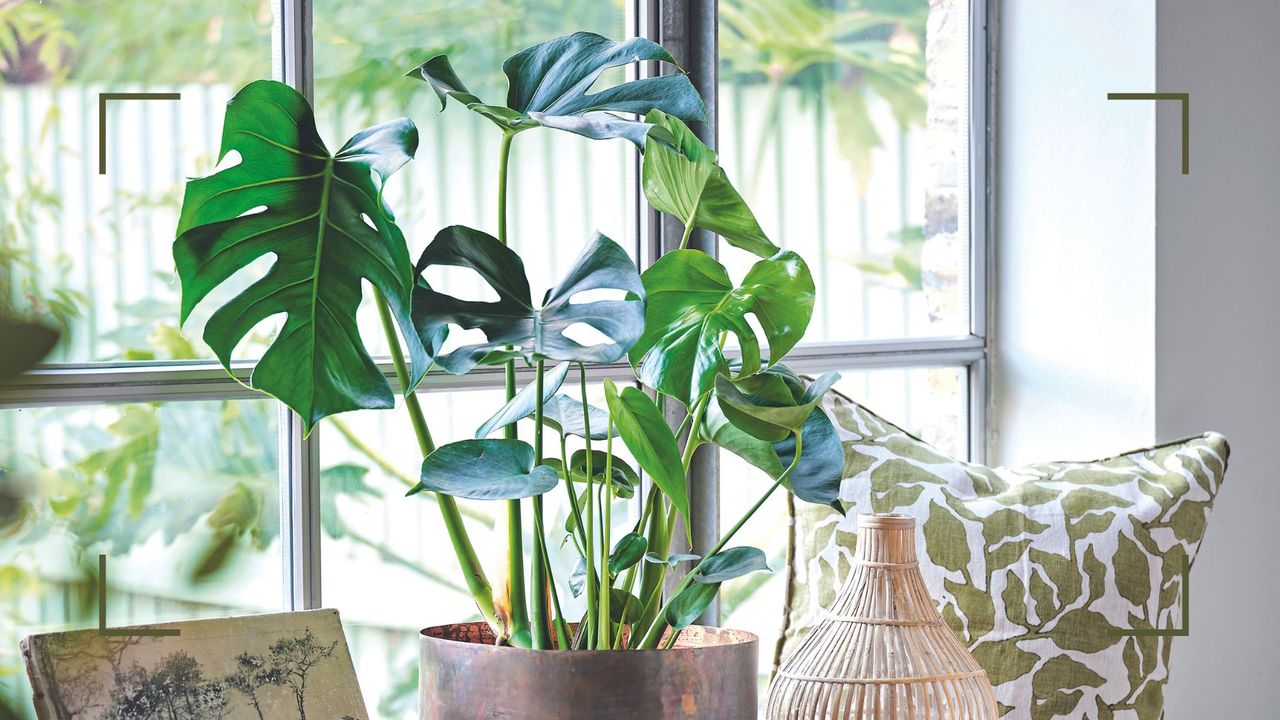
{"left": 173, "top": 31, "right": 844, "bottom": 662}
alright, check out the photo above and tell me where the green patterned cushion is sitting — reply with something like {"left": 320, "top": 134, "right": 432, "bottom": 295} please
{"left": 778, "top": 393, "right": 1228, "bottom": 720}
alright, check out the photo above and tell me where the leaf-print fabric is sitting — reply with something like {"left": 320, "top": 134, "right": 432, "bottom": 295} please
{"left": 779, "top": 393, "right": 1228, "bottom": 720}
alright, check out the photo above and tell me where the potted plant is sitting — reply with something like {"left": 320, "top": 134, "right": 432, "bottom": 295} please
{"left": 173, "top": 31, "right": 846, "bottom": 719}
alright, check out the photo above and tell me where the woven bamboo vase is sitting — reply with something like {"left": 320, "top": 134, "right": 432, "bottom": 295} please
{"left": 766, "top": 513, "right": 998, "bottom": 719}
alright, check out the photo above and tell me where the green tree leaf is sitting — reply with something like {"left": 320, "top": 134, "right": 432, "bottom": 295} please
{"left": 409, "top": 32, "right": 706, "bottom": 145}
{"left": 694, "top": 546, "right": 770, "bottom": 584}
{"left": 642, "top": 110, "right": 777, "bottom": 256}
{"left": 608, "top": 533, "right": 649, "bottom": 575}
{"left": 603, "top": 379, "right": 689, "bottom": 520}
{"left": 174, "top": 80, "right": 425, "bottom": 433}
{"left": 411, "top": 439, "right": 558, "bottom": 501}
{"left": 663, "top": 582, "right": 718, "bottom": 633}
{"left": 540, "top": 394, "right": 615, "bottom": 440}
{"left": 713, "top": 371, "right": 838, "bottom": 442}
{"left": 474, "top": 361, "right": 571, "bottom": 438}
{"left": 630, "top": 249, "right": 814, "bottom": 404}
{"left": 413, "top": 228, "right": 644, "bottom": 373}
{"left": 567, "top": 449, "right": 638, "bottom": 499}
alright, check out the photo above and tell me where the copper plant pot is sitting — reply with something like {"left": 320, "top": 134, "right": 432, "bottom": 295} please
{"left": 419, "top": 622, "right": 759, "bottom": 719}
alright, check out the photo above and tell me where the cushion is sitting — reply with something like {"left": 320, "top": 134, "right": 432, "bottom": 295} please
{"left": 777, "top": 392, "right": 1228, "bottom": 720}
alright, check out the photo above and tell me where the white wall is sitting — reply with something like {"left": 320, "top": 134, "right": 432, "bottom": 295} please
{"left": 992, "top": 0, "right": 1157, "bottom": 466}
{"left": 1155, "top": 0, "right": 1280, "bottom": 715}
{"left": 995, "top": 0, "right": 1280, "bottom": 716}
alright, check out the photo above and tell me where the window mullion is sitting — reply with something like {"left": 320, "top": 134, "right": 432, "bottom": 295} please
{"left": 276, "top": 0, "right": 320, "bottom": 611}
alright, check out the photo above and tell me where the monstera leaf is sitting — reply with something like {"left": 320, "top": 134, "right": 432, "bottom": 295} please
{"left": 642, "top": 111, "right": 777, "bottom": 257}
{"left": 174, "top": 80, "right": 426, "bottom": 433}
{"left": 412, "top": 227, "right": 644, "bottom": 374}
{"left": 408, "top": 32, "right": 706, "bottom": 145}
{"left": 629, "top": 249, "right": 814, "bottom": 405}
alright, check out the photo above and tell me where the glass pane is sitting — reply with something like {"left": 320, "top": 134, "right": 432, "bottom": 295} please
{"left": 311, "top": 1, "right": 635, "bottom": 358}
{"left": 718, "top": 0, "right": 971, "bottom": 342}
{"left": 717, "top": 365, "right": 969, "bottom": 697}
{"left": 0, "top": 399, "right": 284, "bottom": 718}
{"left": 0, "top": 2, "right": 275, "bottom": 363}
{"left": 321, "top": 381, "right": 639, "bottom": 718}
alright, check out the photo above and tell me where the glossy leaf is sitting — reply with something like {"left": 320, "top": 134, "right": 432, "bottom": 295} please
{"left": 642, "top": 110, "right": 777, "bottom": 257}
{"left": 608, "top": 533, "right": 649, "bottom": 575}
{"left": 610, "top": 588, "right": 644, "bottom": 623}
{"left": 714, "top": 370, "right": 839, "bottom": 442}
{"left": 412, "top": 228, "right": 644, "bottom": 374}
{"left": 541, "top": 394, "right": 615, "bottom": 440}
{"left": 604, "top": 379, "right": 689, "bottom": 521}
{"left": 475, "top": 361, "right": 571, "bottom": 438}
{"left": 174, "top": 80, "right": 426, "bottom": 433}
{"left": 411, "top": 439, "right": 558, "bottom": 501}
{"left": 693, "top": 546, "right": 770, "bottom": 584}
{"left": 630, "top": 249, "right": 814, "bottom": 404}
{"left": 703, "top": 370, "right": 845, "bottom": 509}
{"left": 409, "top": 32, "right": 706, "bottom": 145}
{"left": 568, "top": 450, "right": 638, "bottom": 499}
{"left": 663, "top": 582, "right": 718, "bottom": 633}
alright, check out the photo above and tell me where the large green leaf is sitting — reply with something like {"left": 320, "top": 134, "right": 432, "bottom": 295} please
{"left": 174, "top": 80, "right": 425, "bottom": 433}
{"left": 474, "top": 361, "right": 571, "bottom": 438}
{"left": 608, "top": 532, "right": 649, "bottom": 575}
{"left": 663, "top": 582, "right": 718, "bottom": 633}
{"left": 411, "top": 439, "right": 558, "bottom": 501}
{"left": 693, "top": 546, "right": 770, "bottom": 584}
{"left": 409, "top": 32, "right": 706, "bottom": 145}
{"left": 566, "top": 449, "right": 638, "bottom": 499}
{"left": 412, "top": 227, "right": 644, "bottom": 374}
{"left": 629, "top": 249, "right": 814, "bottom": 404}
{"left": 642, "top": 111, "right": 777, "bottom": 257}
{"left": 603, "top": 379, "right": 689, "bottom": 521}
{"left": 703, "top": 369, "right": 845, "bottom": 509}
{"left": 713, "top": 371, "right": 837, "bottom": 442}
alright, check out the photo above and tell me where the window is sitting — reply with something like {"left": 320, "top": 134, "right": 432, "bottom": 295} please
{"left": 0, "top": 0, "right": 988, "bottom": 716}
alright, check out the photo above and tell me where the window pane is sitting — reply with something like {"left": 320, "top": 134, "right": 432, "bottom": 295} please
{"left": 718, "top": 0, "right": 971, "bottom": 342}
{"left": 0, "top": 399, "right": 284, "bottom": 717}
{"left": 311, "top": 1, "right": 635, "bottom": 358}
{"left": 1, "top": 2, "right": 274, "bottom": 363}
{"left": 717, "top": 365, "right": 969, "bottom": 697}
{"left": 321, "top": 382, "right": 638, "bottom": 718}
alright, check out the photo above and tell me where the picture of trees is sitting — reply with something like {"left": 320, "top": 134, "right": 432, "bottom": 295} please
{"left": 22, "top": 610, "right": 366, "bottom": 720}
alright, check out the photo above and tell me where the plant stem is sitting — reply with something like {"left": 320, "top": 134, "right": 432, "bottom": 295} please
{"left": 495, "top": 130, "right": 531, "bottom": 648}
{"left": 596, "top": 424, "right": 614, "bottom": 649}
{"left": 580, "top": 364, "right": 598, "bottom": 647}
{"left": 678, "top": 215, "right": 696, "bottom": 251}
{"left": 373, "top": 290, "right": 498, "bottom": 632}
{"left": 529, "top": 359, "right": 552, "bottom": 648}
{"left": 637, "top": 432, "right": 804, "bottom": 649}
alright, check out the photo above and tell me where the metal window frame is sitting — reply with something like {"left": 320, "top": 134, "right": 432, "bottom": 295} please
{"left": 0, "top": 0, "right": 993, "bottom": 619}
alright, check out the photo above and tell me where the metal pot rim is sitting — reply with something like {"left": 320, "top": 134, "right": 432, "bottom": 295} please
{"left": 419, "top": 621, "right": 758, "bottom": 655}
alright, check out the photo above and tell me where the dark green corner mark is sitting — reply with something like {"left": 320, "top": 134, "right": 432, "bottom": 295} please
{"left": 98, "top": 92, "right": 182, "bottom": 174}
{"left": 1106, "top": 92, "right": 1190, "bottom": 175}
{"left": 1110, "top": 555, "right": 1191, "bottom": 638}
{"left": 98, "top": 555, "right": 180, "bottom": 637}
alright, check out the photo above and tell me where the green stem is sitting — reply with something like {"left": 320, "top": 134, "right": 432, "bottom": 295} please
{"left": 596, "top": 424, "right": 614, "bottom": 649}
{"left": 678, "top": 213, "right": 697, "bottom": 250}
{"left": 638, "top": 432, "right": 804, "bottom": 649}
{"left": 373, "top": 290, "right": 498, "bottom": 632}
{"left": 529, "top": 359, "right": 551, "bottom": 649}
{"left": 580, "top": 364, "right": 598, "bottom": 647}
{"left": 495, "top": 130, "right": 530, "bottom": 648}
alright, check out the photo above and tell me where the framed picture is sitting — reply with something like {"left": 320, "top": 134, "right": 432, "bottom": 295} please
{"left": 20, "top": 609, "right": 367, "bottom": 720}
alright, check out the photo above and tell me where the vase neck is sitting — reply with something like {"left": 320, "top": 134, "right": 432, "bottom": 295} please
{"left": 855, "top": 514, "right": 917, "bottom": 565}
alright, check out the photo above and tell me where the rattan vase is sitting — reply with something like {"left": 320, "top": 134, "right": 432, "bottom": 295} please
{"left": 766, "top": 513, "right": 998, "bottom": 719}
